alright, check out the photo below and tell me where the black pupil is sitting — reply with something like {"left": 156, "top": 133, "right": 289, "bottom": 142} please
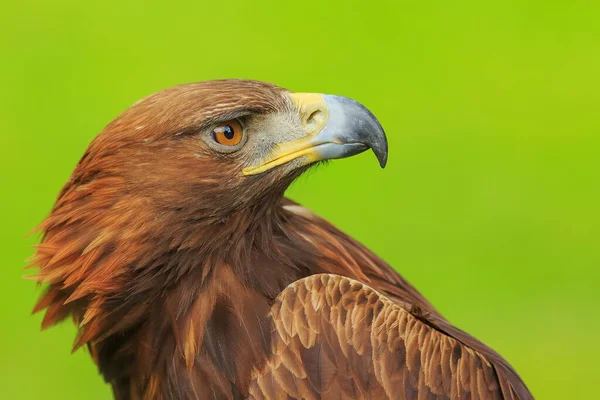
{"left": 223, "top": 125, "right": 235, "bottom": 140}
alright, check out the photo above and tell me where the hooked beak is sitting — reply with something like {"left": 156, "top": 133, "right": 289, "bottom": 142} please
{"left": 242, "top": 93, "right": 388, "bottom": 176}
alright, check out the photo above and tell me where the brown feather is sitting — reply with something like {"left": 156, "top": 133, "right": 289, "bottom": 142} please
{"left": 30, "top": 79, "right": 532, "bottom": 399}
{"left": 249, "top": 274, "right": 529, "bottom": 400}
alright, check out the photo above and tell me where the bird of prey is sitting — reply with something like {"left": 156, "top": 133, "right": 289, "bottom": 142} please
{"left": 29, "top": 80, "right": 532, "bottom": 400}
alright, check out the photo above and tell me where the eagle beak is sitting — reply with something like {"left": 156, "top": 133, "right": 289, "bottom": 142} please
{"left": 242, "top": 93, "right": 388, "bottom": 176}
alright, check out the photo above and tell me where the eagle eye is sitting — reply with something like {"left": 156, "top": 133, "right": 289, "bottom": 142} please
{"left": 212, "top": 119, "right": 244, "bottom": 147}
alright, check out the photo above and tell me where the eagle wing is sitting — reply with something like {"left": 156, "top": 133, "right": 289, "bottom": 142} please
{"left": 249, "top": 274, "right": 532, "bottom": 400}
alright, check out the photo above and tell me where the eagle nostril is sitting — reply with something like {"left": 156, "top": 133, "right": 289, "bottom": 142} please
{"left": 305, "top": 108, "right": 326, "bottom": 133}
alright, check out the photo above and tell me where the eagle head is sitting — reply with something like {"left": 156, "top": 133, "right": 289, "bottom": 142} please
{"left": 31, "top": 79, "right": 387, "bottom": 347}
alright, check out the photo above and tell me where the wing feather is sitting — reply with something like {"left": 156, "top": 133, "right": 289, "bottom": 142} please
{"left": 249, "top": 274, "right": 532, "bottom": 400}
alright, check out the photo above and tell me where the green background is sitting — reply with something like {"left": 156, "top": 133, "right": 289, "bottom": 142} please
{"left": 1, "top": 1, "right": 598, "bottom": 399}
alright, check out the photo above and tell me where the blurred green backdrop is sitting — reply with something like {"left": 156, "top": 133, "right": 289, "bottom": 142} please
{"left": 1, "top": 1, "right": 599, "bottom": 399}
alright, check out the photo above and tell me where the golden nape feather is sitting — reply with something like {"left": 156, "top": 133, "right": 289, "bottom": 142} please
{"left": 29, "top": 79, "right": 532, "bottom": 399}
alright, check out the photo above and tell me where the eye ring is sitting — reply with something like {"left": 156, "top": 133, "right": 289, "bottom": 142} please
{"left": 212, "top": 119, "right": 244, "bottom": 148}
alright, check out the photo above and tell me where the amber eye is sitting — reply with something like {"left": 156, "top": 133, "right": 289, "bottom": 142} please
{"left": 212, "top": 119, "right": 244, "bottom": 147}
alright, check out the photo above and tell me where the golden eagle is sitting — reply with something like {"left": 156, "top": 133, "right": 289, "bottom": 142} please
{"left": 30, "top": 80, "right": 532, "bottom": 399}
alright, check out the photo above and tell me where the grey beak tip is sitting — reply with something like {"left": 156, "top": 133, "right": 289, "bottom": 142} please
{"left": 371, "top": 122, "right": 388, "bottom": 169}
{"left": 378, "top": 152, "right": 388, "bottom": 168}
{"left": 322, "top": 94, "right": 389, "bottom": 169}
{"left": 373, "top": 142, "right": 388, "bottom": 168}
